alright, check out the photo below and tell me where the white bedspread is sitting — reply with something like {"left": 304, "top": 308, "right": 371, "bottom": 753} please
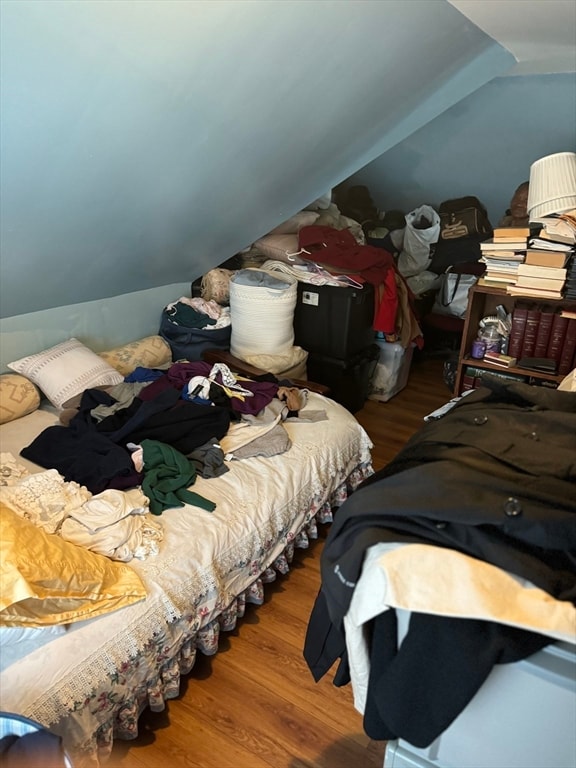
{"left": 0, "top": 391, "right": 373, "bottom": 763}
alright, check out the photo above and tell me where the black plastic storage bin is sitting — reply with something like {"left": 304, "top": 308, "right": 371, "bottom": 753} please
{"left": 293, "top": 282, "right": 375, "bottom": 359}
{"left": 306, "top": 343, "right": 380, "bottom": 414}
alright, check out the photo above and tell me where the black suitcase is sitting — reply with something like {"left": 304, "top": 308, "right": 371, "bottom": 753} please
{"left": 306, "top": 343, "right": 380, "bottom": 414}
{"left": 293, "top": 282, "right": 375, "bottom": 359}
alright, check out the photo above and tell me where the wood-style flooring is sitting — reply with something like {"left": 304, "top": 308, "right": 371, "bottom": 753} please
{"left": 108, "top": 354, "right": 452, "bottom": 768}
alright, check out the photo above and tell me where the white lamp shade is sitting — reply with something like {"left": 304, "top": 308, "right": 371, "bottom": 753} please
{"left": 527, "top": 151, "right": 576, "bottom": 219}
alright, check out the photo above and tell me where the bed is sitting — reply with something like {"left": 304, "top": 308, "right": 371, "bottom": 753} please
{"left": 0, "top": 334, "right": 373, "bottom": 766}
{"left": 304, "top": 373, "right": 576, "bottom": 768}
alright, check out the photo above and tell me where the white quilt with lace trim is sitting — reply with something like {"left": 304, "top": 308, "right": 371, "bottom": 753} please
{"left": 0, "top": 391, "right": 373, "bottom": 764}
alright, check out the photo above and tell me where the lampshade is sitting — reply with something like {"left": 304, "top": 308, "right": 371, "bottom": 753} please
{"left": 527, "top": 151, "right": 576, "bottom": 219}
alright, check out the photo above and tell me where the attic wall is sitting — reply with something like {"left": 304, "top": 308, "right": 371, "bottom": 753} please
{"left": 0, "top": 283, "right": 190, "bottom": 374}
{"left": 0, "top": 0, "right": 513, "bottom": 322}
{"left": 345, "top": 73, "right": 576, "bottom": 226}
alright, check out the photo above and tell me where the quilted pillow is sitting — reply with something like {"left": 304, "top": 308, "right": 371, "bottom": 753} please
{"left": 252, "top": 234, "right": 306, "bottom": 265}
{"left": 0, "top": 374, "right": 41, "bottom": 424}
{"left": 99, "top": 335, "right": 171, "bottom": 377}
{"left": 7, "top": 338, "right": 124, "bottom": 409}
{"left": 269, "top": 211, "right": 320, "bottom": 235}
{"left": 0, "top": 502, "right": 147, "bottom": 626}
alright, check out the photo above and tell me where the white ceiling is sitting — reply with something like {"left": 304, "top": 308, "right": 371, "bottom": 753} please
{"left": 449, "top": 0, "right": 576, "bottom": 75}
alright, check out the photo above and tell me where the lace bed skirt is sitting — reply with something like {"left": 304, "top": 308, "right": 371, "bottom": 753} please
{"left": 53, "top": 462, "right": 373, "bottom": 766}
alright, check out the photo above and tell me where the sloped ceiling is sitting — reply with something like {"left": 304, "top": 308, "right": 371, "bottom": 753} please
{"left": 0, "top": 0, "right": 516, "bottom": 318}
{"left": 449, "top": 0, "right": 576, "bottom": 75}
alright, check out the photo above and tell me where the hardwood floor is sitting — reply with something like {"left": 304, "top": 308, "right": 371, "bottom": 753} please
{"left": 108, "top": 354, "right": 452, "bottom": 768}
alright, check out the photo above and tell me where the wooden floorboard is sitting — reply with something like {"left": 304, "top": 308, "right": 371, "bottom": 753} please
{"left": 108, "top": 353, "right": 451, "bottom": 768}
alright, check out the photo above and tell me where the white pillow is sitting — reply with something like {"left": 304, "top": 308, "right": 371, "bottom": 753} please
{"left": 7, "top": 338, "right": 124, "bottom": 409}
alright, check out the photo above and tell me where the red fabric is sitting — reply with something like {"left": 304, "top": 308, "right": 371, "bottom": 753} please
{"left": 298, "top": 225, "right": 398, "bottom": 333}
{"left": 374, "top": 269, "right": 399, "bottom": 334}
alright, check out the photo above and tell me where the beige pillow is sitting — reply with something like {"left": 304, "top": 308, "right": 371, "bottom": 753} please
{"left": 7, "top": 338, "right": 124, "bottom": 409}
{"left": 0, "top": 502, "right": 147, "bottom": 626}
{"left": 99, "top": 335, "right": 171, "bottom": 377}
{"left": 253, "top": 234, "right": 306, "bottom": 265}
{"left": 0, "top": 374, "right": 41, "bottom": 424}
{"left": 269, "top": 210, "right": 319, "bottom": 235}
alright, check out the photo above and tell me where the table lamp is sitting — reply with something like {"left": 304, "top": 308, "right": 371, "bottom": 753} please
{"left": 527, "top": 151, "right": 576, "bottom": 219}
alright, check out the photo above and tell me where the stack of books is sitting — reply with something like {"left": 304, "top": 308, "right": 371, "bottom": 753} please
{"left": 507, "top": 260, "right": 568, "bottom": 299}
{"left": 534, "top": 209, "right": 576, "bottom": 246}
{"left": 479, "top": 227, "right": 530, "bottom": 287}
{"left": 507, "top": 302, "right": 576, "bottom": 376}
{"left": 506, "top": 209, "right": 576, "bottom": 300}
{"left": 483, "top": 350, "right": 517, "bottom": 368}
{"left": 461, "top": 365, "right": 528, "bottom": 391}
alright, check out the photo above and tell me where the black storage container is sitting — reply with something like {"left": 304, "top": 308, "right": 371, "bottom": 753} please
{"left": 306, "top": 343, "right": 380, "bottom": 414}
{"left": 293, "top": 282, "right": 375, "bottom": 359}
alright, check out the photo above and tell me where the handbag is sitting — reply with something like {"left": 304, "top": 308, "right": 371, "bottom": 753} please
{"left": 438, "top": 196, "right": 492, "bottom": 241}
{"left": 432, "top": 269, "right": 478, "bottom": 319}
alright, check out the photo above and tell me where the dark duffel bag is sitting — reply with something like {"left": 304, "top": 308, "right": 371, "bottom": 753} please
{"left": 438, "top": 195, "right": 492, "bottom": 241}
{"left": 159, "top": 309, "right": 231, "bottom": 362}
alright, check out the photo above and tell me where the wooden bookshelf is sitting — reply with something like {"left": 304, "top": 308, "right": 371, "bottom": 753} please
{"left": 454, "top": 283, "right": 575, "bottom": 395}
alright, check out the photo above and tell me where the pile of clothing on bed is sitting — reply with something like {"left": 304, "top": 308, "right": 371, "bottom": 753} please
{"left": 2, "top": 361, "right": 324, "bottom": 562}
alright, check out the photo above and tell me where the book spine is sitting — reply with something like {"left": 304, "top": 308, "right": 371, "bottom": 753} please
{"left": 507, "top": 305, "right": 528, "bottom": 359}
{"left": 558, "top": 319, "right": 576, "bottom": 376}
{"left": 524, "top": 250, "right": 569, "bottom": 268}
{"left": 526, "top": 377, "right": 559, "bottom": 390}
{"left": 533, "top": 309, "right": 555, "bottom": 358}
{"left": 476, "top": 369, "right": 527, "bottom": 385}
{"left": 520, "top": 307, "right": 541, "bottom": 358}
{"left": 546, "top": 313, "right": 570, "bottom": 364}
{"left": 464, "top": 366, "right": 484, "bottom": 390}
{"left": 462, "top": 367, "right": 476, "bottom": 391}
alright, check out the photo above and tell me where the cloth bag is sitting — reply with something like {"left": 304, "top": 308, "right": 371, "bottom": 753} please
{"left": 159, "top": 310, "right": 231, "bottom": 361}
{"left": 432, "top": 269, "right": 478, "bottom": 319}
{"left": 229, "top": 269, "right": 297, "bottom": 359}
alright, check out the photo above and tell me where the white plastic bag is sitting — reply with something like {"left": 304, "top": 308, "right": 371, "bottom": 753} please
{"left": 398, "top": 205, "right": 440, "bottom": 278}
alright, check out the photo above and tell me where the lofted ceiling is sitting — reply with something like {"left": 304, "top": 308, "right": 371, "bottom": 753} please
{"left": 1, "top": 0, "right": 573, "bottom": 323}
{"left": 449, "top": 0, "right": 576, "bottom": 75}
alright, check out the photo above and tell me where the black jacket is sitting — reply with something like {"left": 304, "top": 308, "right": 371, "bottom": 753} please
{"left": 304, "top": 378, "right": 576, "bottom": 745}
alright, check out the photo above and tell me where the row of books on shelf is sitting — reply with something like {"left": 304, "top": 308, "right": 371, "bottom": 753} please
{"left": 479, "top": 214, "right": 576, "bottom": 300}
{"left": 461, "top": 366, "right": 561, "bottom": 392}
{"left": 507, "top": 305, "right": 576, "bottom": 377}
